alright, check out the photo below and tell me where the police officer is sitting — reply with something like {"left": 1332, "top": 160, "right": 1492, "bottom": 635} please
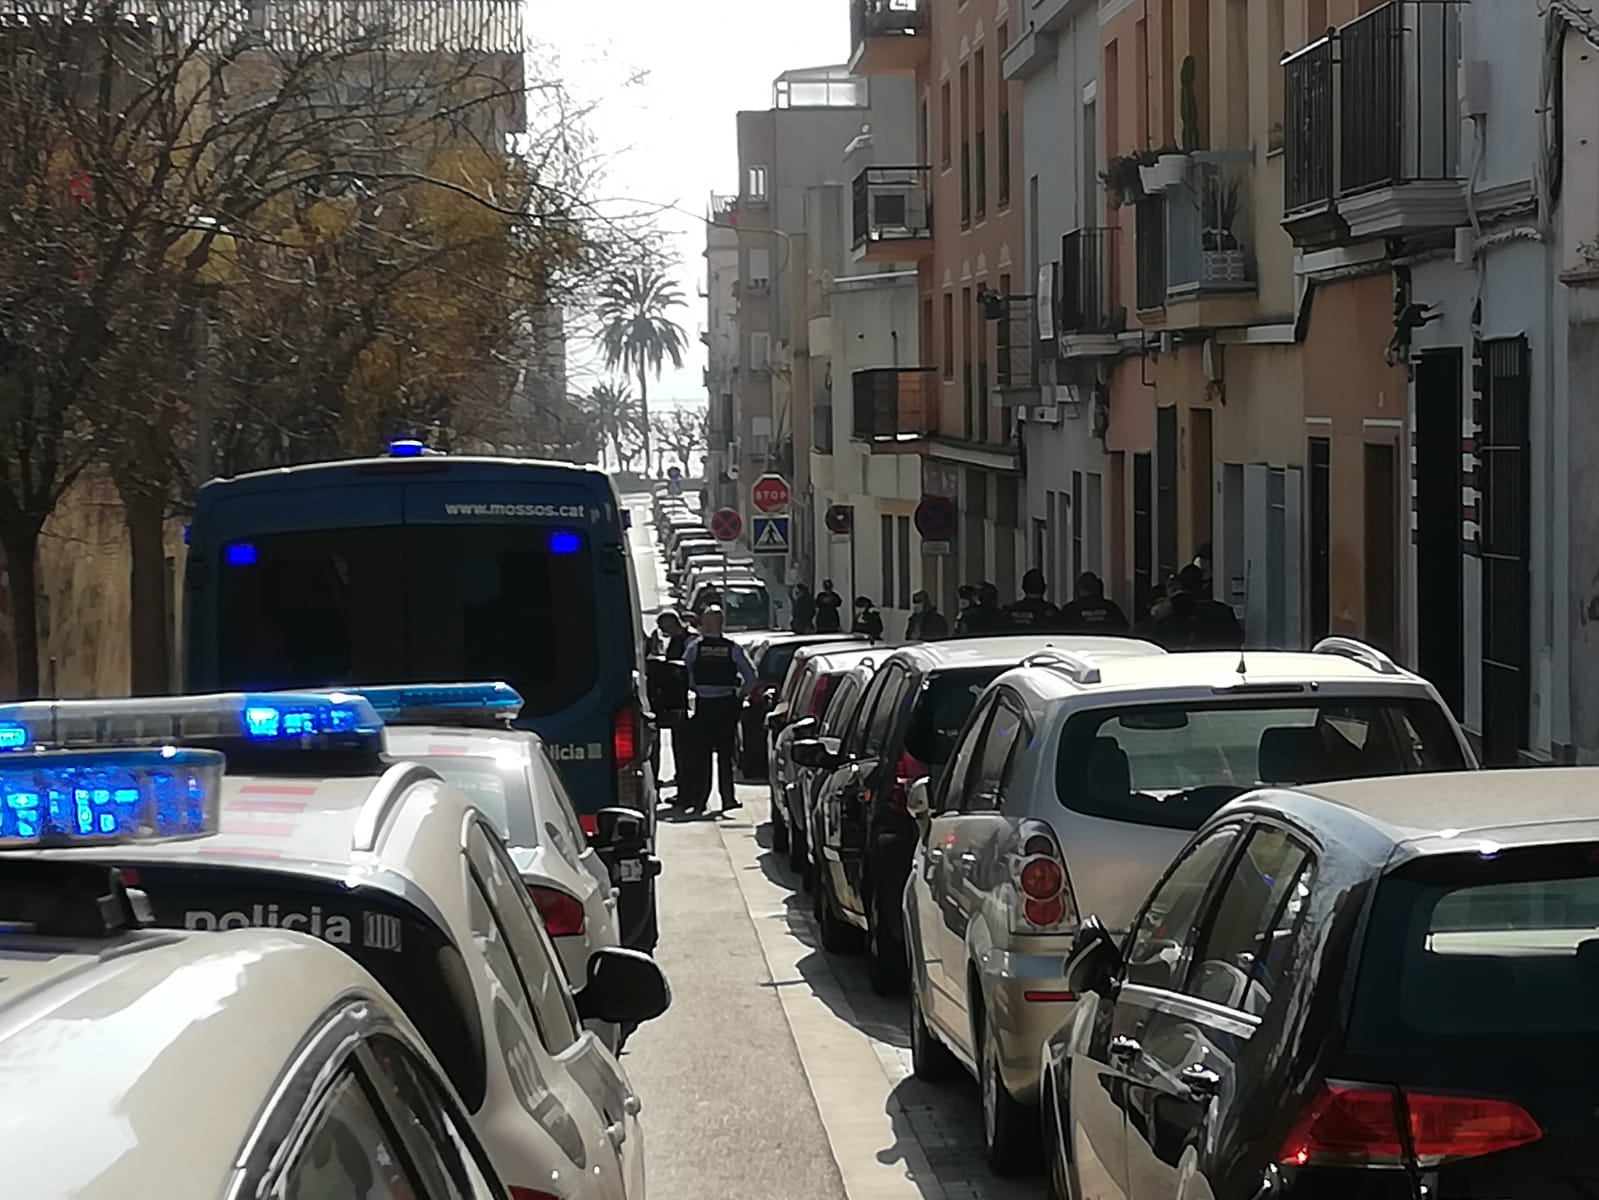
{"left": 852, "top": 595, "right": 885, "bottom": 641}
{"left": 814, "top": 578, "right": 844, "bottom": 633}
{"left": 956, "top": 581, "right": 1010, "bottom": 635}
{"left": 646, "top": 611, "right": 691, "bottom": 785}
{"left": 1005, "top": 568, "right": 1061, "bottom": 630}
{"left": 905, "top": 590, "right": 949, "bottom": 641}
{"left": 1058, "top": 572, "right": 1130, "bottom": 634}
{"left": 680, "top": 607, "right": 757, "bottom": 815}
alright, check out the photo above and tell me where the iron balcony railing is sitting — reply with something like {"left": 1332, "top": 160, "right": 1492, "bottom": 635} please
{"left": 1134, "top": 195, "right": 1166, "bottom": 311}
{"left": 852, "top": 367, "right": 939, "bottom": 441}
{"left": 1283, "top": 0, "right": 1461, "bottom": 212}
{"left": 849, "top": 0, "right": 927, "bottom": 46}
{"left": 1059, "top": 227, "right": 1122, "bottom": 334}
{"left": 851, "top": 165, "right": 933, "bottom": 250}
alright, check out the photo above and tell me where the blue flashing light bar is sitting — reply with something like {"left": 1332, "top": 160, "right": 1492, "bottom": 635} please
{"left": 548, "top": 530, "right": 582, "bottom": 555}
{"left": 0, "top": 747, "right": 222, "bottom": 848}
{"left": 316, "top": 682, "right": 523, "bottom": 728}
{"left": 0, "top": 693, "right": 384, "bottom": 755}
{"left": 224, "top": 542, "right": 258, "bottom": 567}
{"left": 387, "top": 438, "right": 427, "bottom": 457}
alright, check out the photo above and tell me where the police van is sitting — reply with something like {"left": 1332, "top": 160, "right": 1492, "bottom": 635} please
{"left": 0, "top": 692, "right": 670, "bottom": 1200}
{"left": 0, "top": 745, "right": 512, "bottom": 1200}
{"left": 182, "top": 442, "right": 662, "bottom": 952}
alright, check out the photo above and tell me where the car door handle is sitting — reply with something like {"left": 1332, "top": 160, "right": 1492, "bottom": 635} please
{"left": 623, "top": 1094, "right": 642, "bottom": 1117}
{"left": 1179, "top": 1063, "right": 1222, "bottom": 1097}
{"left": 1109, "top": 1035, "right": 1141, "bottom": 1060}
{"left": 606, "top": 1121, "right": 627, "bottom": 1149}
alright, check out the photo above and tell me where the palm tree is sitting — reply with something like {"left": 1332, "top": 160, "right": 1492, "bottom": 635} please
{"left": 580, "top": 382, "right": 644, "bottom": 472}
{"left": 596, "top": 266, "right": 688, "bottom": 468}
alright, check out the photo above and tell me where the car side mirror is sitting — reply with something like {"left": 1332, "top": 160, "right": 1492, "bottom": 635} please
{"left": 789, "top": 716, "right": 819, "bottom": 741}
{"left": 906, "top": 776, "right": 932, "bottom": 818}
{"left": 575, "top": 947, "right": 671, "bottom": 1026}
{"left": 792, "top": 738, "right": 835, "bottom": 770}
{"left": 591, "top": 806, "right": 647, "bottom": 854}
{"left": 1064, "top": 916, "right": 1124, "bottom": 998}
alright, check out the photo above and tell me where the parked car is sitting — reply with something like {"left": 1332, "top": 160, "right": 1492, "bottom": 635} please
{"left": 767, "top": 645, "right": 883, "bottom": 866}
{"left": 734, "top": 633, "right": 866, "bottom": 778}
{"left": 798, "top": 635, "right": 1108, "bottom": 993}
{"left": 905, "top": 636, "right": 1476, "bottom": 1171}
{"left": 1046, "top": 764, "right": 1583, "bottom": 1200}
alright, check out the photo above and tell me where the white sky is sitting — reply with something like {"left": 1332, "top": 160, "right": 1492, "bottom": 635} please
{"left": 532, "top": 1, "right": 849, "bottom": 410}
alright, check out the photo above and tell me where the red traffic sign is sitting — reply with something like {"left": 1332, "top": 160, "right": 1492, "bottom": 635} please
{"left": 709, "top": 508, "right": 743, "bottom": 542}
{"left": 824, "top": 504, "right": 854, "bottom": 536}
{"left": 914, "top": 494, "right": 958, "bottom": 542}
{"left": 752, "top": 474, "right": 791, "bottom": 513}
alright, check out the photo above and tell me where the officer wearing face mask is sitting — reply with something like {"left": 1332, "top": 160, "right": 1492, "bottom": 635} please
{"left": 905, "top": 589, "right": 949, "bottom": 641}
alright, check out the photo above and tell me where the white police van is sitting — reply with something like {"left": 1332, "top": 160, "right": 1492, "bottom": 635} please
{"left": 0, "top": 744, "right": 511, "bottom": 1200}
{"left": 0, "top": 692, "right": 669, "bottom": 1200}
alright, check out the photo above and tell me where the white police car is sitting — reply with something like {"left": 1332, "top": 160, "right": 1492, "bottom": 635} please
{"left": 0, "top": 693, "right": 669, "bottom": 1200}
{"left": 0, "top": 745, "right": 511, "bottom": 1200}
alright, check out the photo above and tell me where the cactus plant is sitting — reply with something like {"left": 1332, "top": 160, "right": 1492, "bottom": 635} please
{"left": 1180, "top": 55, "right": 1201, "bottom": 152}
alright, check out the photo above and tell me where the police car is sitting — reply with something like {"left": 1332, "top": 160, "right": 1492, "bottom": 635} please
{"left": 0, "top": 745, "right": 512, "bottom": 1200}
{"left": 0, "top": 692, "right": 670, "bottom": 1200}
{"left": 346, "top": 682, "right": 651, "bottom": 1046}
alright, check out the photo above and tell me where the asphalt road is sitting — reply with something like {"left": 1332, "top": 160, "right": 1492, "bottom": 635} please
{"left": 620, "top": 498, "right": 1042, "bottom": 1200}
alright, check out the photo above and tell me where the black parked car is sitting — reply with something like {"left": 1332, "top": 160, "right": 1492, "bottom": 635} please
{"left": 736, "top": 633, "right": 864, "bottom": 778}
{"left": 1046, "top": 768, "right": 1599, "bottom": 1200}
{"left": 796, "top": 635, "right": 1064, "bottom": 994}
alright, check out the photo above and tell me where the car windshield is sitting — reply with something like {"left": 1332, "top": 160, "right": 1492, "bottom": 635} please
{"left": 721, "top": 589, "right": 770, "bottom": 629}
{"left": 1056, "top": 698, "right": 1468, "bottom": 831}
{"left": 905, "top": 667, "right": 1008, "bottom": 766}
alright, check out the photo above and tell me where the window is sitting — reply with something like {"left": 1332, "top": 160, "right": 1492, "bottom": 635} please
{"left": 421, "top": 760, "right": 521, "bottom": 845}
{"left": 941, "top": 292, "right": 955, "bottom": 378}
{"left": 905, "top": 666, "right": 1008, "bottom": 768}
{"left": 1071, "top": 470, "right": 1084, "bottom": 581}
{"left": 746, "top": 247, "right": 771, "bottom": 289}
{"left": 974, "top": 50, "right": 987, "bottom": 220}
{"left": 896, "top": 515, "right": 911, "bottom": 609}
{"left": 998, "top": 74, "right": 1011, "bottom": 208}
{"left": 466, "top": 824, "right": 582, "bottom": 1053}
{"left": 750, "top": 331, "right": 771, "bottom": 371}
{"left": 959, "top": 64, "right": 971, "bottom": 225}
{"left": 940, "top": 82, "right": 952, "bottom": 168}
{"left": 278, "top": 1070, "right": 417, "bottom": 1200}
{"left": 856, "top": 666, "right": 909, "bottom": 758}
{"left": 819, "top": 677, "right": 864, "bottom": 737}
{"left": 368, "top": 1038, "right": 501, "bottom": 1200}
{"left": 1124, "top": 829, "right": 1239, "bottom": 991}
{"left": 881, "top": 514, "right": 895, "bottom": 609}
{"left": 532, "top": 751, "right": 589, "bottom": 870}
{"left": 745, "top": 164, "right": 768, "bottom": 200}
{"left": 961, "top": 699, "right": 1023, "bottom": 814}
{"left": 1057, "top": 699, "right": 1469, "bottom": 831}
{"left": 1186, "top": 827, "right": 1313, "bottom": 1015}
{"left": 936, "top": 696, "right": 992, "bottom": 812}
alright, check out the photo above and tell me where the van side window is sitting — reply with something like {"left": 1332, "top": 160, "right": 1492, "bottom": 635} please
{"left": 275, "top": 1069, "right": 418, "bottom": 1200}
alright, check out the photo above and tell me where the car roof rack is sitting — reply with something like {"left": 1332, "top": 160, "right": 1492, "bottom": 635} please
{"left": 1311, "top": 637, "right": 1401, "bottom": 676}
{"left": 1020, "top": 650, "right": 1104, "bottom": 686}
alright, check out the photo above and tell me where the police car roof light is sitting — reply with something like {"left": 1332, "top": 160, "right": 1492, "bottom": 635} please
{"left": 387, "top": 438, "right": 427, "bottom": 457}
{"left": 0, "top": 746, "right": 223, "bottom": 850}
{"left": 0, "top": 693, "right": 385, "bottom": 756}
{"left": 316, "top": 682, "right": 523, "bottom": 729}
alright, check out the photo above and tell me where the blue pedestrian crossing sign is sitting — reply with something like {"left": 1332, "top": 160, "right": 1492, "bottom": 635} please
{"left": 752, "top": 515, "right": 791, "bottom": 555}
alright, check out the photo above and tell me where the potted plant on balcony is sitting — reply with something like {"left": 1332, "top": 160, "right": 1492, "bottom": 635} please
{"left": 1100, "top": 152, "right": 1150, "bottom": 208}
{"left": 1199, "top": 170, "right": 1248, "bottom": 284}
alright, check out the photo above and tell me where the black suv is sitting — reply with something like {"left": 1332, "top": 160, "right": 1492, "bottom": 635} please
{"left": 797, "top": 634, "right": 1067, "bottom": 993}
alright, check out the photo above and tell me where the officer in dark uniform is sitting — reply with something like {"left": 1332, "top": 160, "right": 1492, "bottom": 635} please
{"left": 679, "top": 607, "right": 756, "bottom": 815}
{"left": 1058, "top": 572, "right": 1130, "bottom": 634}
{"left": 1004, "top": 568, "right": 1061, "bottom": 630}
{"left": 955, "top": 581, "right": 1010, "bottom": 635}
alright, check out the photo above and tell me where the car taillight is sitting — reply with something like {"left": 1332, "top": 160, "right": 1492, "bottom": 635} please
{"left": 882, "top": 750, "right": 927, "bottom": 814}
{"left": 807, "top": 675, "right": 836, "bottom": 718}
{"left": 612, "top": 704, "right": 640, "bottom": 770}
{"left": 1014, "top": 825, "right": 1076, "bottom": 932}
{"left": 1279, "top": 1084, "right": 1543, "bottom": 1169}
{"left": 528, "top": 885, "right": 586, "bottom": 937}
{"left": 578, "top": 813, "right": 598, "bottom": 836}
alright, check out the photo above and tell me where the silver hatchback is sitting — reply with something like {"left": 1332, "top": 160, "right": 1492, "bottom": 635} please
{"left": 902, "top": 638, "right": 1477, "bottom": 1174}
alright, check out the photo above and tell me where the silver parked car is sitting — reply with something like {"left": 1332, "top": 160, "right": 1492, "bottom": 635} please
{"left": 903, "top": 638, "right": 1477, "bottom": 1173}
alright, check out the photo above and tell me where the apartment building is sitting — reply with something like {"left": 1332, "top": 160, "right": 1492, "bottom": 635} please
{"left": 849, "top": 0, "right": 1029, "bottom": 615}
{"left": 704, "top": 196, "right": 742, "bottom": 515}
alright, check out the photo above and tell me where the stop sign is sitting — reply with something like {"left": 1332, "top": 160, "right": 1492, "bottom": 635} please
{"left": 752, "top": 474, "right": 790, "bottom": 513}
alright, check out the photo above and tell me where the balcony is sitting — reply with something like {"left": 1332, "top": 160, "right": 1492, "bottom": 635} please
{"left": 1131, "top": 154, "right": 1259, "bottom": 328}
{"left": 1059, "top": 227, "right": 1124, "bottom": 356}
{"left": 1282, "top": 0, "right": 1465, "bottom": 248}
{"left": 849, "top": 0, "right": 929, "bottom": 75}
{"left": 851, "top": 367, "right": 939, "bottom": 450}
{"left": 852, "top": 166, "right": 934, "bottom": 262}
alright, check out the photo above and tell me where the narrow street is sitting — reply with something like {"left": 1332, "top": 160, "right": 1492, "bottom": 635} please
{"left": 620, "top": 497, "right": 1041, "bottom": 1200}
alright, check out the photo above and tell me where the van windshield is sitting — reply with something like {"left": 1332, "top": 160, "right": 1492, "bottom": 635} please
{"left": 1055, "top": 698, "right": 1467, "bottom": 831}
{"left": 214, "top": 524, "right": 597, "bottom": 716}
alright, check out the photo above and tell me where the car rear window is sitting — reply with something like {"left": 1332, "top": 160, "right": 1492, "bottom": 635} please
{"left": 761, "top": 643, "right": 802, "bottom": 683}
{"left": 903, "top": 667, "right": 1007, "bottom": 766}
{"left": 118, "top": 864, "right": 488, "bottom": 1110}
{"left": 1055, "top": 698, "right": 1468, "bottom": 831}
{"left": 422, "top": 761, "right": 535, "bottom": 847}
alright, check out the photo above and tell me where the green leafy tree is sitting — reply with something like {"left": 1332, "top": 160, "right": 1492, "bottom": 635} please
{"left": 596, "top": 265, "right": 687, "bottom": 468}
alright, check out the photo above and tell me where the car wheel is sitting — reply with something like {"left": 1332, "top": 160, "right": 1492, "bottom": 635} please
{"left": 866, "top": 881, "right": 908, "bottom": 996}
{"left": 981, "top": 1005, "right": 1041, "bottom": 1175}
{"left": 909, "top": 978, "right": 959, "bottom": 1082}
{"left": 816, "top": 869, "right": 859, "bottom": 954}
{"left": 771, "top": 802, "right": 790, "bottom": 854}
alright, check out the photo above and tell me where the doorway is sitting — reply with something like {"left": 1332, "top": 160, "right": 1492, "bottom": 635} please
{"left": 1133, "top": 452, "right": 1153, "bottom": 618}
{"left": 1308, "top": 437, "right": 1330, "bottom": 641}
{"left": 1363, "top": 441, "right": 1399, "bottom": 654}
{"left": 1415, "top": 350, "right": 1464, "bottom": 716}
{"left": 1479, "top": 337, "right": 1531, "bottom": 766}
